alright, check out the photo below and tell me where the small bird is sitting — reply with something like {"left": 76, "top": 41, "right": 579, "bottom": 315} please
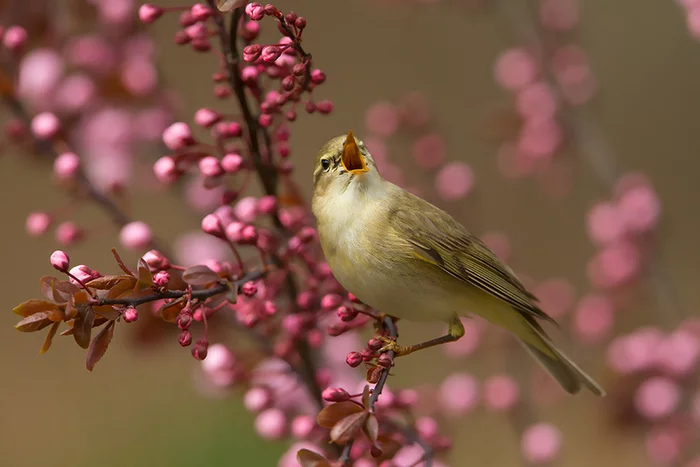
{"left": 311, "top": 131, "right": 605, "bottom": 396}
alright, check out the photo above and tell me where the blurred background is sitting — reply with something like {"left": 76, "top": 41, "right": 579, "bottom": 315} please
{"left": 1, "top": 1, "right": 699, "bottom": 466}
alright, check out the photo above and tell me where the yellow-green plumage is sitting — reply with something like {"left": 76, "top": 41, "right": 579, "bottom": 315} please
{"left": 312, "top": 133, "right": 605, "bottom": 397}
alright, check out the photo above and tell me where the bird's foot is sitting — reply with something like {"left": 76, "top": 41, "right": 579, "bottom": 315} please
{"left": 376, "top": 336, "right": 413, "bottom": 357}
{"left": 373, "top": 312, "right": 399, "bottom": 333}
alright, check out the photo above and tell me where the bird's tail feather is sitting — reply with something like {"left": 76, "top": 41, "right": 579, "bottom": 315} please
{"left": 519, "top": 320, "right": 605, "bottom": 396}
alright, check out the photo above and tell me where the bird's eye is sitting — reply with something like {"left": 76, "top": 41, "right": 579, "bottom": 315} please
{"left": 321, "top": 158, "right": 331, "bottom": 171}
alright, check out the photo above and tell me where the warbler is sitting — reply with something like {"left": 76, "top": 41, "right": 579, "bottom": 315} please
{"left": 311, "top": 131, "right": 605, "bottom": 396}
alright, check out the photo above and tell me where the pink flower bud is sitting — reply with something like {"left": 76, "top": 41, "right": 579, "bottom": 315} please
{"left": 68, "top": 265, "right": 101, "bottom": 285}
{"left": 234, "top": 196, "right": 258, "bottom": 223}
{"left": 240, "top": 225, "right": 258, "bottom": 244}
{"left": 225, "top": 221, "right": 245, "bottom": 243}
{"left": 220, "top": 153, "right": 243, "bottom": 173}
{"left": 316, "top": 100, "right": 334, "bottom": 114}
{"left": 179, "top": 330, "right": 192, "bottom": 347}
{"left": 377, "top": 353, "right": 392, "bottom": 368}
{"left": 191, "top": 340, "right": 209, "bottom": 360}
{"left": 241, "top": 20, "right": 260, "bottom": 40}
{"left": 191, "top": 38, "right": 211, "bottom": 53}
{"left": 435, "top": 162, "right": 474, "bottom": 201}
{"left": 201, "top": 214, "right": 225, "bottom": 237}
{"left": 255, "top": 408, "right": 286, "bottom": 440}
{"left": 153, "top": 270, "right": 170, "bottom": 287}
{"left": 416, "top": 417, "right": 439, "bottom": 441}
{"left": 198, "top": 156, "right": 223, "bottom": 177}
{"left": 322, "top": 387, "right": 350, "bottom": 402}
{"left": 2, "top": 26, "right": 28, "bottom": 53}
{"left": 56, "top": 221, "right": 83, "bottom": 246}
{"left": 243, "top": 44, "right": 262, "bottom": 62}
{"left": 138, "top": 4, "right": 164, "bottom": 23}
{"left": 142, "top": 249, "right": 170, "bottom": 271}
{"left": 439, "top": 373, "right": 479, "bottom": 415}
{"left": 31, "top": 112, "right": 61, "bottom": 140}
{"left": 586, "top": 201, "right": 624, "bottom": 245}
{"left": 521, "top": 423, "right": 562, "bottom": 464}
{"left": 50, "top": 250, "right": 70, "bottom": 272}
{"left": 153, "top": 156, "right": 179, "bottom": 183}
{"left": 295, "top": 291, "right": 315, "bottom": 309}
{"left": 337, "top": 306, "right": 358, "bottom": 322}
{"left": 635, "top": 377, "right": 680, "bottom": 420}
{"left": 244, "top": 387, "right": 271, "bottom": 412}
{"left": 241, "top": 65, "right": 259, "bottom": 84}
{"left": 320, "top": 293, "right": 343, "bottom": 311}
{"left": 53, "top": 152, "right": 80, "bottom": 180}
{"left": 258, "top": 114, "right": 273, "bottom": 127}
{"left": 190, "top": 3, "right": 212, "bottom": 21}
{"left": 346, "top": 351, "right": 363, "bottom": 368}
{"left": 261, "top": 45, "right": 282, "bottom": 63}
{"left": 123, "top": 307, "right": 138, "bottom": 323}
{"left": 194, "top": 108, "right": 221, "bottom": 128}
{"left": 241, "top": 281, "right": 258, "bottom": 297}
{"left": 483, "top": 374, "right": 519, "bottom": 411}
{"left": 245, "top": 2, "right": 265, "bottom": 20}
{"left": 26, "top": 212, "right": 52, "bottom": 237}
{"left": 162, "top": 122, "right": 194, "bottom": 150}
{"left": 213, "top": 121, "right": 242, "bottom": 139}
{"left": 119, "top": 221, "right": 153, "bottom": 251}
{"left": 290, "top": 415, "right": 315, "bottom": 439}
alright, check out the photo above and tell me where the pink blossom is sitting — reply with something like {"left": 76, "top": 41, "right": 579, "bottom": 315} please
{"left": 435, "top": 162, "right": 474, "bottom": 201}
{"left": 201, "top": 343, "right": 236, "bottom": 388}
{"left": 687, "top": 6, "right": 700, "bottom": 38}
{"left": 517, "top": 118, "right": 562, "bottom": 159}
{"left": 162, "top": 122, "right": 195, "bottom": 150}
{"left": 439, "top": 373, "right": 479, "bottom": 415}
{"left": 494, "top": 48, "right": 538, "bottom": 91}
{"left": 17, "top": 49, "right": 64, "bottom": 105}
{"left": 153, "top": 156, "right": 179, "bottom": 184}
{"left": 54, "top": 74, "right": 96, "bottom": 113}
{"left": 646, "top": 427, "right": 683, "bottom": 465}
{"left": 365, "top": 100, "right": 399, "bottom": 136}
{"left": 398, "top": 91, "right": 432, "bottom": 128}
{"left": 50, "top": 250, "right": 70, "bottom": 272}
{"left": 65, "top": 35, "right": 118, "bottom": 75}
{"left": 635, "top": 377, "right": 680, "bottom": 419}
{"left": 199, "top": 156, "right": 223, "bottom": 177}
{"left": 53, "top": 152, "right": 80, "bottom": 180}
{"left": 607, "top": 328, "right": 663, "bottom": 373}
{"left": 123, "top": 307, "right": 138, "bottom": 323}
{"left": 2, "top": 26, "right": 28, "bottom": 53}
{"left": 412, "top": 133, "right": 447, "bottom": 170}
{"left": 572, "top": 294, "right": 614, "bottom": 343}
{"left": 588, "top": 240, "right": 640, "bottom": 288}
{"left": 243, "top": 387, "right": 271, "bottom": 412}
{"left": 119, "top": 221, "right": 153, "bottom": 251}
{"left": 586, "top": 201, "right": 625, "bottom": 245}
{"left": 56, "top": 221, "right": 83, "bottom": 246}
{"left": 234, "top": 196, "right": 259, "bottom": 223}
{"left": 516, "top": 82, "right": 557, "bottom": 121}
{"left": 221, "top": 153, "right": 244, "bottom": 173}
{"left": 31, "top": 112, "right": 61, "bottom": 140}
{"left": 290, "top": 415, "right": 315, "bottom": 439}
{"left": 521, "top": 423, "right": 562, "bottom": 464}
{"left": 539, "top": 0, "right": 579, "bottom": 31}
{"left": 68, "top": 265, "right": 101, "bottom": 285}
{"left": 121, "top": 58, "right": 158, "bottom": 96}
{"left": 655, "top": 329, "right": 700, "bottom": 375}
{"left": 26, "top": 212, "right": 52, "bottom": 237}
{"left": 185, "top": 177, "right": 225, "bottom": 213}
{"left": 534, "top": 278, "right": 575, "bottom": 319}
{"left": 195, "top": 108, "right": 221, "bottom": 128}
{"left": 139, "top": 4, "right": 164, "bottom": 23}
{"left": 175, "top": 232, "right": 232, "bottom": 267}
{"left": 97, "top": 0, "right": 135, "bottom": 24}
{"left": 617, "top": 184, "right": 661, "bottom": 233}
{"left": 482, "top": 374, "right": 519, "bottom": 411}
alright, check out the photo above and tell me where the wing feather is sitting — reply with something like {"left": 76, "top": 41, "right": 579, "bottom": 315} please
{"left": 386, "top": 191, "right": 557, "bottom": 326}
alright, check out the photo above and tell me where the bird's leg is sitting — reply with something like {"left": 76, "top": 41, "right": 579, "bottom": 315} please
{"left": 373, "top": 312, "right": 399, "bottom": 333}
{"left": 377, "top": 315, "right": 465, "bottom": 357}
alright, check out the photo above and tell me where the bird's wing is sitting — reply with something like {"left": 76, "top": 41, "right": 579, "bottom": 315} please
{"left": 386, "top": 191, "right": 556, "bottom": 326}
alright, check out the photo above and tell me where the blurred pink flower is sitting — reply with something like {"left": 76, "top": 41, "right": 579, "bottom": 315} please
{"left": 634, "top": 376, "right": 680, "bottom": 420}
{"left": 607, "top": 328, "right": 663, "bottom": 373}
{"left": 255, "top": 408, "right": 287, "bottom": 440}
{"left": 586, "top": 201, "right": 625, "bottom": 245}
{"left": 588, "top": 240, "right": 641, "bottom": 289}
{"left": 494, "top": 48, "right": 538, "bottom": 91}
{"left": 572, "top": 293, "right": 614, "bottom": 343}
{"left": 539, "top": 0, "right": 579, "bottom": 31}
{"left": 365, "top": 100, "right": 399, "bottom": 136}
{"left": 175, "top": 232, "right": 233, "bottom": 267}
{"left": 617, "top": 184, "right": 661, "bottom": 233}
{"left": 516, "top": 82, "right": 557, "bottom": 121}
{"left": 482, "top": 374, "right": 519, "bottom": 411}
{"left": 17, "top": 49, "right": 64, "bottom": 106}
{"left": 521, "top": 423, "right": 562, "bottom": 464}
{"left": 439, "top": 373, "right": 479, "bottom": 415}
{"left": 435, "top": 161, "right": 474, "bottom": 201}
{"left": 412, "top": 133, "right": 446, "bottom": 170}
{"left": 480, "top": 231, "right": 511, "bottom": 262}
{"left": 645, "top": 426, "right": 683, "bottom": 465}
{"left": 534, "top": 278, "right": 575, "bottom": 319}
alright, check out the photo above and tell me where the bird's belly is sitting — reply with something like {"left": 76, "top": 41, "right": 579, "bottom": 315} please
{"left": 328, "top": 254, "right": 456, "bottom": 323}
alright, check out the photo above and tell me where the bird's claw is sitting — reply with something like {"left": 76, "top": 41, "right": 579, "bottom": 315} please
{"left": 376, "top": 336, "right": 412, "bottom": 357}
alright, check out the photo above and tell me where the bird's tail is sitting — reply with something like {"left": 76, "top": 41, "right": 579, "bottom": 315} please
{"left": 518, "top": 316, "right": 605, "bottom": 396}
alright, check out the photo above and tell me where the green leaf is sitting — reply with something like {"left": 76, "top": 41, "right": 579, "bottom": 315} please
{"left": 86, "top": 320, "right": 115, "bottom": 371}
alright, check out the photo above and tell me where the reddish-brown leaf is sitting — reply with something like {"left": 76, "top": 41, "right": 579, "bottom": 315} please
{"left": 13, "top": 299, "right": 61, "bottom": 318}
{"left": 93, "top": 306, "right": 121, "bottom": 320}
{"left": 55, "top": 280, "right": 80, "bottom": 300}
{"left": 374, "top": 435, "right": 403, "bottom": 461}
{"left": 106, "top": 276, "right": 139, "bottom": 299}
{"left": 41, "top": 322, "right": 60, "bottom": 354}
{"left": 64, "top": 300, "right": 78, "bottom": 320}
{"left": 363, "top": 414, "right": 379, "bottom": 443}
{"left": 86, "top": 275, "right": 136, "bottom": 290}
{"left": 330, "top": 411, "right": 369, "bottom": 445}
{"left": 182, "top": 265, "right": 219, "bottom": 286}
{"left": 15, "top": 312, "right": 53, "bottom": 332}
{"left": 73, "top": 307, "right": 95, "bottom": 349}
{"left": 296, "top": 449, "right": 331, "bottom": 467}
{"left": 361, "top": 384, "right": 371, "bottom": 408}
{"left": 59, "top": 317, "right": 105, "bottom": 334}
{"left": 72, "top": 290, "right": 90, "bottom": 305}
{"left": 136, "top": 259, "right": 154, "bottom": 290}
{"left": 158, "top": 299, "right": 185, "bottom": 323}
{"left": 86, "top": 320, "right": 115, "bottom": 371}
{"left": 317, "top": 400, "right": 364, "bottom": 429}
{"left": 60, "top": 320, "right": 75, "bottom": 336}
{"left": 40, "top": 276, "right": 68, "bottom": 303}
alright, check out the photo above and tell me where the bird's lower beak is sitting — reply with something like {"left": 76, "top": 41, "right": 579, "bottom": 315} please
{"left": 341, "top": 131, "right": 369, "bottom": 174}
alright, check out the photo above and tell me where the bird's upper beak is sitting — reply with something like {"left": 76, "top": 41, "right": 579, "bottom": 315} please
{"left": 341, "top": 131, "right": 369, "bottom": 174}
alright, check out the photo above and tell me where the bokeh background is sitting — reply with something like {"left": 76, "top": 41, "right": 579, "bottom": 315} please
{"left": 2, "top": 1, "right": 700, "bottom": 466}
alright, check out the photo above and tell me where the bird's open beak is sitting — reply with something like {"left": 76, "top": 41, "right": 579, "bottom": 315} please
{"left": 341, "top": 131, "right": 369, "bottom": 174}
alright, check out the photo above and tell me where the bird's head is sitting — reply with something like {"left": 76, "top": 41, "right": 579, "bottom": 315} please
{"left": 312, "top": 131, "right": 382, "bottom": 201}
